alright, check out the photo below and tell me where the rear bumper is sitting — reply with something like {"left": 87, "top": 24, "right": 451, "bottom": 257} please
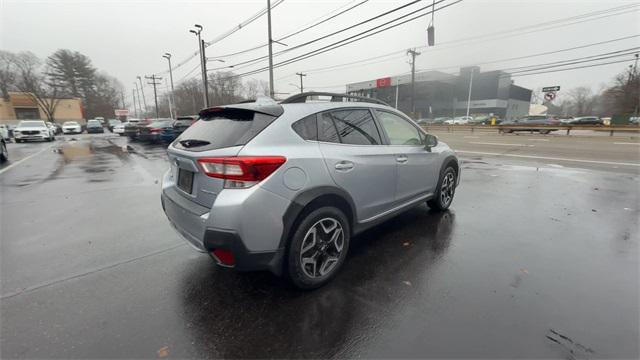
{"left": 87, "top": 128, "right": 104, "bottom": 133}
{"left": 139, "top": 133, "right": 162, "bottom": 142}
{"left": 161, "top": 190, "right": 284, "bottom": 274}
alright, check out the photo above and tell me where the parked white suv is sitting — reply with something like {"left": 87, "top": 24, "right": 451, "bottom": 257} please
{"left": 13, "top": 120, "right": 54, "bottom": 142}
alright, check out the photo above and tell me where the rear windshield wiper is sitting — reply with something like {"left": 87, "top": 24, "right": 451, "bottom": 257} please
{"left": 179, "top": 139, "right": 211, "bottom": 148}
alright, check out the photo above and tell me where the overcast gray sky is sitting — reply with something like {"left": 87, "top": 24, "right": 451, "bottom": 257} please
{"left": 2, "top": 0, "right": 639, "bottom": 103}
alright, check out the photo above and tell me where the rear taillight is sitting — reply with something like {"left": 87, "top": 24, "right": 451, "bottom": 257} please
{"left": 211, "top": 249, "right": 235, "bottom": 266}
{"left": 197, "top": 156, "right": 286, "bottom": 189}
{"left": 150, "top": 128, "right": 162, "bottom": 133}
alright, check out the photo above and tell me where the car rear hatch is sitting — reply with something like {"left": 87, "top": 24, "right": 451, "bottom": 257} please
{"left": 166, "top": 103, "right": 283, "bottom": 209}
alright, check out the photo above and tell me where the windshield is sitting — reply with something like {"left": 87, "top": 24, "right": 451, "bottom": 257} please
{"left": 18, "top": 121, "right": 46, "bottom": 128}
{"left": 87, "top": 120, "right": 101, "bottom": 126}
{"left": 63, "top": 122, "right": 78, "bottom": 126}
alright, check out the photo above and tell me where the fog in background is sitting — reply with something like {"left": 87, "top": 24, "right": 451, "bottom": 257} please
{"left": 2, "top": 0, "right": 639, "bottom": 101}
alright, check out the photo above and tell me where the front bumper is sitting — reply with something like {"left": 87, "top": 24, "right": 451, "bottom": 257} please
{"left": 14, "top": 133, "right": 48, "bottom": 140}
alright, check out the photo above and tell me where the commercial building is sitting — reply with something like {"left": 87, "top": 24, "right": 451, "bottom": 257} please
{"left": 346, "top": 66, "right": 532, "bottom": 120}
{"left": 0, "top": 92, "right": 85, "bottom": 125}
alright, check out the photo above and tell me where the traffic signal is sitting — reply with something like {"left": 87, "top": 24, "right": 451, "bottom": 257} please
{"left": 427, "top": 25, "right": 435, "bottom": 47}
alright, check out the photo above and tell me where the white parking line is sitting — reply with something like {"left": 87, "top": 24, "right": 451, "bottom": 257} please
{"left": 0, "top": 144, "right": 54, "bottom": 175}
{"left": 469, "top": 142, "right": 534, "bottom": 147}
{"left": 458, "top": 150, "right": 640, "bottom": 167}
{"left": 463, "top": 136, "right": 480, "bottom": 139}
{"left": 614, "top": 142, "right": 640, "bottom": 145}
{"left": 527, "top": 139, "right": 550, "bottom": 141}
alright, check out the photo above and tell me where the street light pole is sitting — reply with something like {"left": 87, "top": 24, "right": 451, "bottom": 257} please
{"left": 137, "top": 76, "right": 147, "bottom": 111}
{"left": 465, "top": 69, "right": 474, "bottom": 118}
{"left": 132, "top": 89, "right": 138, "bottom": 118}
{"left": 133, "top": 82, "right": 142, "bottom": 117}
{"left": 267, "top": 0, "right": 275, "bottom": 98}
{"left": 163, "top": 53, "right": 176, "bottom": 117}
{"left": 190, "top": 25, "right": 208, "bottom": 108}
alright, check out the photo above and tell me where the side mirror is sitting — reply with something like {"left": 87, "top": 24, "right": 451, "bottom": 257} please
{"left": 425, "top": 134, "right": 438, "bottom": 151}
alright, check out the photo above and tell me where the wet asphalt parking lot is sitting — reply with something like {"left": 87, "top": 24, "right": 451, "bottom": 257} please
{"left": 1, "top": 132, "right": 638, "bottom": 358}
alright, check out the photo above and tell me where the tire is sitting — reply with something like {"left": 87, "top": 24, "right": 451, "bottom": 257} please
{"left": 540, "top": 130, "right": 551, "bottom": 135}
{"left": 286, "top": 206, "right": 350, "bottom": 289}
{"left": 0, "top": 141, "right": 7, "bottom": 163}
{"left": 427, "top": 166, "right": 457, "bottom": 211}
{"left": 502, "top": 129, "right": 513, "bottom": 134}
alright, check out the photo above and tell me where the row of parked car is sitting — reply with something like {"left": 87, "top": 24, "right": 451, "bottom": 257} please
{"left": 115, "top": 116, "right": 197, "bottom": 143}
{"left": 417, "top": 115, "right": 608, "bottom": 126}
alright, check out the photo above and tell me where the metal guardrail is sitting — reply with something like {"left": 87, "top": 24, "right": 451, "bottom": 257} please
{"left": 420, "top": 124, "right": 640, "bottom": 136}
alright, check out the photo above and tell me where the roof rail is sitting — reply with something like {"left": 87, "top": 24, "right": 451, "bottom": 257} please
{"left": 280, "top": 92, "right": 389, "bottom": 106}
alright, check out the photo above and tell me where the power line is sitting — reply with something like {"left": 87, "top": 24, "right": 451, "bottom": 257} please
{"left": 507, "top": 51, "right": 639, "bottom": 75}
{"left": 155, "top": 0, "right": 286, "bottom": 76}
{"left": 208, "top": 1, "right": 638, "bottom": 74}
{"left": 510, "top": 58, "right": 637, "bottom": 77}
{"left": 218, "top": 0, "right": 426, "bottom": 70}
{"left": 206, "top": 0, "right": 371, "bottom": 60}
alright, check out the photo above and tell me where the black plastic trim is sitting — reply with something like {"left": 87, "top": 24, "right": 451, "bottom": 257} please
{"left": 203, "top": 228, "right": 284, "bottom": 275}
{"left": 279, "top": 186, "right": 357, "bottom": 250}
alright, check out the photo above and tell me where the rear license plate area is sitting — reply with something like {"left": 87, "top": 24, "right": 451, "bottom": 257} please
{"left": 177, "top": 168, "right": 194, "bottom": 194}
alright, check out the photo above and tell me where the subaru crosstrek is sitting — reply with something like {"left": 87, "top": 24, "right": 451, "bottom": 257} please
{"left": 161, "top": 93, "right": 460, "bottom": 289}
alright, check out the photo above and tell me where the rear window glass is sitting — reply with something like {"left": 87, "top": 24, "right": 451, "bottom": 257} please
{"left": 174, "top": 109, "right": 276, "bottom": 151}
{"left": 174, "top": 120, "right": 194, "bottom": 127}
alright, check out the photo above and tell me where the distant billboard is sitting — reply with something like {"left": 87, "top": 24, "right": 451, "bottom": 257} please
{"left": 376, "top": 77, "right": 391, "bottom": 88}
{"left": 114, "top": 109, "right": 129, "bottom": 116}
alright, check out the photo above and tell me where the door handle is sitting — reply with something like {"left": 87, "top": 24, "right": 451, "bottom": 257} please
{"left": 334, "top": 161, "right": 354, "bottom": 171}
{"left": 396, "top": 155, "right": 408, "bottom": 163}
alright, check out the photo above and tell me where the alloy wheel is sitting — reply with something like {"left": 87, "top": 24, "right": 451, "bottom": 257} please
{"left": 299, "top": 217, "right": 345, "bottom": 279}
{"left": 440, "top": 172, "right": 455, "bottom": 206}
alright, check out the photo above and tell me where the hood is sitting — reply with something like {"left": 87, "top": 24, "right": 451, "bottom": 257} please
{"left": 16, "top": 126, "right": 48, "bottom": 131}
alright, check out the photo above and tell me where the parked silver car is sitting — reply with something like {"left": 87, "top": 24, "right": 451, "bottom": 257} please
{"left": 161, "top": 93, "right": 460, "bottom": 289}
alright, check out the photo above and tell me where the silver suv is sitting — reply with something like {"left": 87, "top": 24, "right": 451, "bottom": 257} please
{"left": 161, "top": 93, "right": 460, "bottom": 289}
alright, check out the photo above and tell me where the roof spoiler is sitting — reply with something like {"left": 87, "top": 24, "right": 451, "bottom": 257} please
{"left": 280, "top": 92, "right": 389, "bottom": 106}
{"left": 199, "top": 102, "right": 284, "bottom": 118}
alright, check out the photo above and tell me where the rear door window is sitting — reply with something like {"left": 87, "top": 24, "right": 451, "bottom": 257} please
{"left": 323, "top": 109, "right": 382, "bottom": 145}
{"left": 318, "top": 113, "right": 340, "bottom": 143}
{"left": 174, "top": 109, "right": 277, "bottom": 152}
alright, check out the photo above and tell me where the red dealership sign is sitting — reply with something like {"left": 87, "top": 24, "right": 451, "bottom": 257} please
{"left": 376, "top": 77, "right": 391, "bottom": 88}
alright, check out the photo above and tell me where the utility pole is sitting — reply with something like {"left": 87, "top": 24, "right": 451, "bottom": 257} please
{"left": 267, "top": 0, "right": 275, "bottom": 97}
{"left": 132, "top": 89, "right": 138, "bottom": 118}
{"left": 137, "top": 76, "right": 147, "bottom": 111}
{"left": 407, "top": 48, "right": 421, "bottom": 118}
{"left": 295, "top": 72, "right": 306, "bottom": 93}
{"left": 145, "top": 75, "right": 162, "bottom": 119}
{"left": 163, "top": 53, "right": 176, "bottom": 116}
{"left": 190, "top": 25, "right": 209, "bottom": 108}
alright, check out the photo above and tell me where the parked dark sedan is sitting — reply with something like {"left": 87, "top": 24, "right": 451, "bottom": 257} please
{"left": 568, "top": 116, "right": 604, "bottom": 125}
{"left": 86, "top": 119, "right": 105, "bottom": 134}
{"left": 138, "top": 119, "right": 174, "bottom": 143}
{"left": 501, "top": 116, "right": 560, "bottom": 134}
{"left": 160, "top": 116, "right": 198, "bottom": 142}
{"left": 124, "top": 119, "right": 148, "bottom": 140}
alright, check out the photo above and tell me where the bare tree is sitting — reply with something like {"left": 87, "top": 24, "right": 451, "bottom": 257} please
{"left": 602, "top": 64, "right": 639, "bottom": 115}
{"left": 243, "top": 78, "right": 270, "bottom": 99}
{"left": 0, "top": 51, "right": 17, "bottom": 101}
{"left": 11, "top": 52, "right": 61, "bottom": 122}
{"left": 566, "top": 86, "right": 599, "bottom": 116}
